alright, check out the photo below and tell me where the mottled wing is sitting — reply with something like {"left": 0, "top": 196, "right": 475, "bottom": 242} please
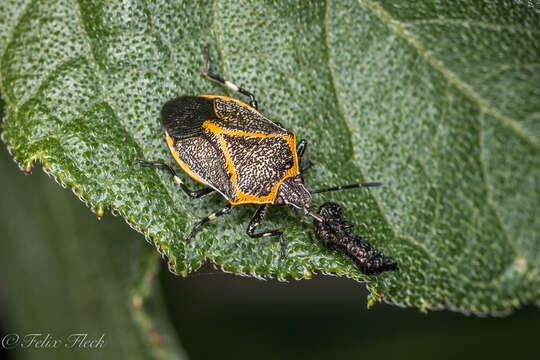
{"left": 162, "top": 96, "right": 237, "bottom": 201}
{"left": 212, "top": 97, "right": 290, "bottom": 136}
{"left": 223, "top": 133, "right": 295, "bottom": 198}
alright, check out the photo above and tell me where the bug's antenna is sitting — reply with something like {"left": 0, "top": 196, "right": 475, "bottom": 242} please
{"left": 311, "top": 182, "right": 382, "bottom": 194}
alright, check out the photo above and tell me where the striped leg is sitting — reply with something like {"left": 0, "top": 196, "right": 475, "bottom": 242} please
{"left": 247, "top": 205, "right": 287, "bottom": 258}
{"left": 135, "top": 159, "right": 215, "bottom": 198}
{"left": 186, "top": 204, "right": 233, "bottom": 243}
{"left": 297, "top": 139, "right": 307, "bottom": 159}
{"left": 203, "top": 46, "right": 258, "bottom": 110}
{"left": 296, "top": 139, "right": 313, "bottom": 173}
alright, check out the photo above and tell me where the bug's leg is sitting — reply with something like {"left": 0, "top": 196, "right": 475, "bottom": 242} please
{"left": 203, "top": 46, "right": 258, "bottom": 110}
{"left": 297, "top": 139, "right": 307, "bottom": 159}
{"left": 186, "top": 204, "right": 234, "bottom": 243}
{"left": 247, "top": 205, "right": 287, "bottom": 258}
{"left": 293, "top": 209, "right": 314, "bottom": 243}
{"left": 296, "top": 139, "right": 314, "bottom": 173}
{"left": 135, "top": 159, "right": 215, "bottom": 198}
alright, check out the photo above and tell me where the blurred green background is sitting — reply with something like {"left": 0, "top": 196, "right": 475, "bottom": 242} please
{"left": 1, "top": 143, "right": 539, "bottom": 359}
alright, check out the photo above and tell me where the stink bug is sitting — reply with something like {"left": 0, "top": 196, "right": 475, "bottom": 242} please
{"left": 136, "top": 46, "right": 381, "bottom": 258}
{"left": 313, "top": 202, "right": 398, "bottom": 275}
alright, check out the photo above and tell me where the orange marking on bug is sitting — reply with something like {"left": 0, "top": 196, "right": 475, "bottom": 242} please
{"left": 202, "top": 119, "right": 294, "bottom": 141}
{"left": 201, "top": 94, "right": 261, "bottom": 114}
{"left": 201, "top": 120, "right": 299, "bottom": 205}
{"left": 231, "top": 158, "right": 298, "bottom": 205}
{"left": 212, "top": 128, "right": 239, "bottom": 184}
{"left": 165, "top": 130, "right": 207, "bottom": 186}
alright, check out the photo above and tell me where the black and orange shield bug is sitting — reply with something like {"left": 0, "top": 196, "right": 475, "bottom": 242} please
{"left": 137, "top": 46, "right": 383, "bottom": 260}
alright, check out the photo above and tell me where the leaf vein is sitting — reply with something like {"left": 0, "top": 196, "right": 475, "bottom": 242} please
{"left": 326, "top": 0, "right": 516, "bottom": 291}
{"left": 403, "top": 18, "right": 540, "bottom": 35}
{"left": 478, "top": 111, "right": 536, "bottom": 271}
{"left": 359, "top": 0, "right": 540, "bottom": 149}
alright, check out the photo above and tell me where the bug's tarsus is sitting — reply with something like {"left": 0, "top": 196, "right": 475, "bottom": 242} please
{"left": 279, "top": 235, "right": 287, "bottom": 259}
{"left": 186, "top": 203, "right": 234, "bottom": 243}
{"left": 135, "top": 159, "right": 215, "bottom": 199}
{"left": 202, "top": 45, "right": 258, "bottom": 110}
{"left": 311, "top": 182, "right": 383, "bottom": 194}
{"left": 247, "top": 205, "right": 288, "bottom": 258}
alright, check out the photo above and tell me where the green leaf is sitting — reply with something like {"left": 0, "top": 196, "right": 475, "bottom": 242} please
{"left": 1, "top": 0, "right": 538, "bottom": 315}
{"left": 0, "top": 145, "right": 186, "bottom": 359}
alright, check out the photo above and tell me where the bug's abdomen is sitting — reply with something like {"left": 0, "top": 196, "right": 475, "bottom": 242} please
{"left": 224, "top": 134, "right": 294, "bottom": 197}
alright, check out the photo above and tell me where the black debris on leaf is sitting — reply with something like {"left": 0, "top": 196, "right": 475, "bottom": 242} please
{"left": 314, "top": 202, "right": 398, "bottom": 275}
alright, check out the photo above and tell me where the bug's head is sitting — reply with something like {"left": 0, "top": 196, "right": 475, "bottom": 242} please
{"left": 275, "top": 175, "right": 311, "bottom": 210}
